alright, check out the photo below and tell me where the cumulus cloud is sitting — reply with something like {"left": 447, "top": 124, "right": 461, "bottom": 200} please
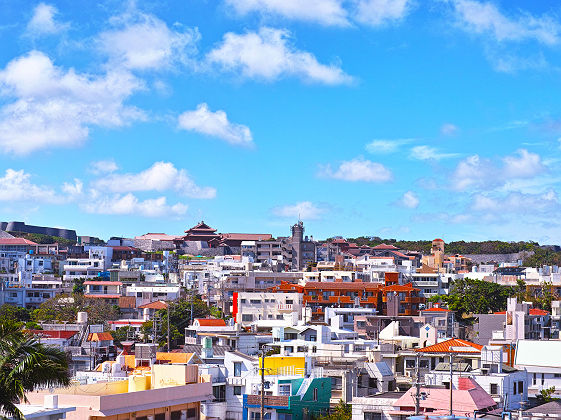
{"left": 410, "top": 145, "right": 458, "bottom": 160}
{"left": 440, "top": 123, "right": 458, "bottom": 136}
{"left": 26, "top": 3, "right": 69, "bottom": 37}
{"left": 207, "top": 27, "right": 352, "bottom": 85}
{"left": 178, "top": 103, "right": 253, "bottom": 146}
{"left": 354, "top": 0, "right": 413, "bottom": 26}
{"left": 0, "top": 51, "right": 144, "bottom": 155}
{"left": 273, "top": 201, "right": 326, "bottom": 220}
{"left": 90, "top": 160, "right": 119, "bottom": 175}
{"left": 82, "top": 193, "right": 188, "bottom": 218}
{"left": 397, "top": 191, "right": 419, "bottom": 209}
{"left": 365, "top": 138, "right": 413, "bottom": 154}
{"left": 0, "top": 169, "right": 58, "bottom": 203}
{"left": 452, "top": 149, "right": 546, "bottom": 191}
{"left": 93, "top": 161, "right": 216, "bottom": 199}
{"left": 97, "top": 10, "right": 199, "bottom": 71}
{"left": 320, "top": 158, "right": 392, "bottom": 182}
{"left": 225, "top": 0, "right": 349, "bottom": 26}
{"left": 451, "top": 0, "right": 560, "bottom": 45}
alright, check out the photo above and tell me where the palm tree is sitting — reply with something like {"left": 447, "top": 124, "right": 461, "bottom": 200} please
{"left": 0, "top": 320, "right": 71, "bottom": 420}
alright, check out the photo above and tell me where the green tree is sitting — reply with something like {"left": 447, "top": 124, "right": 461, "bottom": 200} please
{"left": 72, "top": 278, "right": 85, "bottom": 294}
{"left": 318, "top": 400, "right": 351, "bottom": 420}
{"left": 534, "top": 281, "right": 557, "bottom": 312}
{"left": 33, "top": 294, "right": 119, "bottom": 325}
{"left": 537, "top": 386, "right": 557, "bottom": 403}
{"left": 110, "top": 326, "right": 136, "bottom": 346}
{"left": 156, "top": 297, "right": 212, "bottom": 349}
{"left": 441, "top": 278, "right": 511, "bottom": 319}
{"left": 0, "top": 320, "right": 71, "bottom": 420}
{"left": 0, "top": 305, "right": 32, "bottom": 323}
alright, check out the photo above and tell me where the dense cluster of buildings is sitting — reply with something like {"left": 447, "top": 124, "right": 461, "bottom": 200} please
{"left": 3, "top": 220, "right": 561, "bottom": 420}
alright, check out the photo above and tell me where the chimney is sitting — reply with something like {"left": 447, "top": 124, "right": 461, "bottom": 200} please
{"left": 44, "top": 394, "right": 58, "bottom": 409}
{"left": 457, "top": 377, "right": 475, "bottom": 391}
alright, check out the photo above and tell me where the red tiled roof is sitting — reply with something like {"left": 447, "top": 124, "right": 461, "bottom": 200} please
{"left": 87, "top": 332, "right": 114, "bottom": 342}
{"left": 84, "top": 294, "right": 121, "bottom": 299}
{"left": 530, "top": 308, "right": 549, "bottom": 316}
{"left": 139, "top": 300, "right": 168, "bottom": 310}
{"left": 433, "top": 238, "right": 444, "bottom": 242}
{"left": 416, "top": 338, "right": 483, "bottom": 354}
{"left": 110, "top": 246, "right": 139, "bottom": 251}
{"left": 195, "top": 318, "right": 226, "bottom": 327}
{"left": 373, "top": 243, "right": 399, "bottom": 250}
{"left": 0, "top": 238, "right": 38, "bottom": 245}
{"left": 304, "top": 281, "right": 381, "bottom": 290}
{"left": 383, "top": 283, "right": 419, "bottom": 292}
{"left": 109, "top": 320, "right": 145, "bottom": 325}
{"left": 27, "top": 330, "right": 78, "bottom": 339}
{"left": 422, "top": 307, "right": 451, "bottom": 312}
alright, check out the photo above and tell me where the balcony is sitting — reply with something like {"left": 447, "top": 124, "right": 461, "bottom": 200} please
{"left": 277, "top": 304, "right": 294, "bottom": 312}
{"left": 246, "top": 395, "right": 289, "bottom": 408}
{"left": 227, "top": 377, "right": 246, "bottom": 386}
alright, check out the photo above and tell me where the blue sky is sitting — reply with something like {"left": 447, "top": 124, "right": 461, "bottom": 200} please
{"left": 1, "top": 0, "right": 561, "bottom": 243}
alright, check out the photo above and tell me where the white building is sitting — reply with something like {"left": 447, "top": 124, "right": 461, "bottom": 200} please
{"left": 514, "top": 340, "right": 561, "bottom": 399}
{"left": 234, "top": 291, "right": 303, "bottom": 327}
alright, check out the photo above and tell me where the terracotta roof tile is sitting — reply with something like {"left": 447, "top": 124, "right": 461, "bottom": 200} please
{"left": 416, "top": 338, "right": 483, "bottom": 353}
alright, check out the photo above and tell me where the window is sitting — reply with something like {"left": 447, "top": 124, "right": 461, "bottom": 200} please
{"left": 155, "top": 414, "right": 165, "bottom": 420}
{"left": 490, "top": 384, "right": 498, "bottom": 395}
{"left": 286, "top": 299, "right": 293, "bottom": 304}
{"left": 313, "top": 387, "right": 318, "bottom": 401}
{"left": 242, "top": 314, "right": 253, "bottom": 322}
{"left": 278, "top": 414, "right": 293, "bottom": 420}
{"left": 233, "top": 386, "right": 242, "bottom": 395}
{"left": 186, "top": 408, "right": 197, "bottom": 419}
{"left": 420, "top": 360, "right": 429, "bottom": 369}
{"left": 406, "top": 359, "right": 416, "bottom": 369}
{"left": 542, "top": 373, "right": 545, "bottom": 385}
{"left": 234, "top": 362, "right": 242, "bottom": 377}
{"left": 279, "top": 384, "right": 291, "bottom": 395}
{"left": 241, "top": 299, "right": 247, "bottom": 303}
{"left": 250, "top": 299, "right": 261, "bottom": 304}
{"left": 518, "top": 381, "right": 524, "bottom": 394}
{"left": 364, "top": 413, "right": 382, "bottom": 420}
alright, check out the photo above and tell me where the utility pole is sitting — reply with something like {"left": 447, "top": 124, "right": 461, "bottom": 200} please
{"left": 261, "top": 348, "right": 266, "bottom": 420}
{"left": 449, "top": 353, "right": 454, "bottom": 416}
{"left": 414, "top": 353, "right": 422, "bottom": 415}
{"left": 167, "top": 304, "right": 171, "bottom": 352}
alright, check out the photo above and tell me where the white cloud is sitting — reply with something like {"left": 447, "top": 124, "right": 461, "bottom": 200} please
{"left": 503, "top": 148, "right": 545, "bottom": 179}
{"left": 452, "top": 149, "right": 546, "bottom": 191}
{"left": 451, "top": 0, "right": 560, "bottom": 45}
{"left": 365, "top": 138, "right": 413, "bottom": 154}
{"left": 178, "top": 103, "right": 253, "bottom": 146}
{"left": 93, "top": 161, "right": 216, "bottom": 199}
{"left": 98, "top": 10, "right": 199, "bottom": 71}
{"left": 398, "top": 191, "right": 419, "bottom": 209}
{"left": 207, "top": 27, "right": 352, "bottom": 85}
{"left": 0, "top": 51, "right": 144, "bottom": 155}
{"left": 440, "top": 123, "right": 458, "bottom": 136}
{"left": 273, "top": 201, "right": 326, "bottom": 220}
{"left": 0, "top": 169, "right": 58, "bottom": 203}
{"left": 26, "top": 3, "right": 69, "bottom": 37}
{"left": 62, "top": 178, "right": 83, "bottom": 196}
{"left": 83, "top": 193, "right": 188, "bottom": 218}
{"left": 354, "top": 0, "right": 412, "bottom": 26}
{"left": 472, "top": 190, "right": 560, "bottom": 215}
{"left": 410, "top": 145, "right": 458, "bottom": 160}
{"left": 320, "top": 158, "right": 392, "bottom": 182}
{"left": 225, "top": 0, "right": 349, "bottom": 26}
{"left": 90, "top": 160, "right": 119, "bottom": 175}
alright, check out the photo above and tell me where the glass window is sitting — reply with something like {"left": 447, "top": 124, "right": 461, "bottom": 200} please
{"left": 279, "top": 384, "right": 291, "bottom": 396}
{"left": 313, "top": 387, "right": 318, "bottom": 401}
{"left": 234, "top": 362, "right": 242, "bottom": 377}
{"left": 233, "top": 386, "right": 242, "bottom": 395}
{"left": 364, "top": 413, "right": 382, "bottom": 420}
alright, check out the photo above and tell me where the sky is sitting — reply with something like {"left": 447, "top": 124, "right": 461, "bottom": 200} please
{"left": 1, "top": 0, "right": 561, "bottom": 243}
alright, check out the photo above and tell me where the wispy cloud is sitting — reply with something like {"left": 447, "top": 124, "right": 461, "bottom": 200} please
{"left": 319, "top": 158, "right": 392, "bottom": 182}
{"left": 410, "top": 145, "right": 459, "bottom": 161}
{"left": 272, "top": 201, "right": 327, "bottom": 220}
{"left": 365, "top": 138, "right": 414, "bottom": 154}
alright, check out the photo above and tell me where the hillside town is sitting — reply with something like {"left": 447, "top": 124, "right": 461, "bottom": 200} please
{"left": 2, "top": 220, "right": 561, "bottom": 420}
